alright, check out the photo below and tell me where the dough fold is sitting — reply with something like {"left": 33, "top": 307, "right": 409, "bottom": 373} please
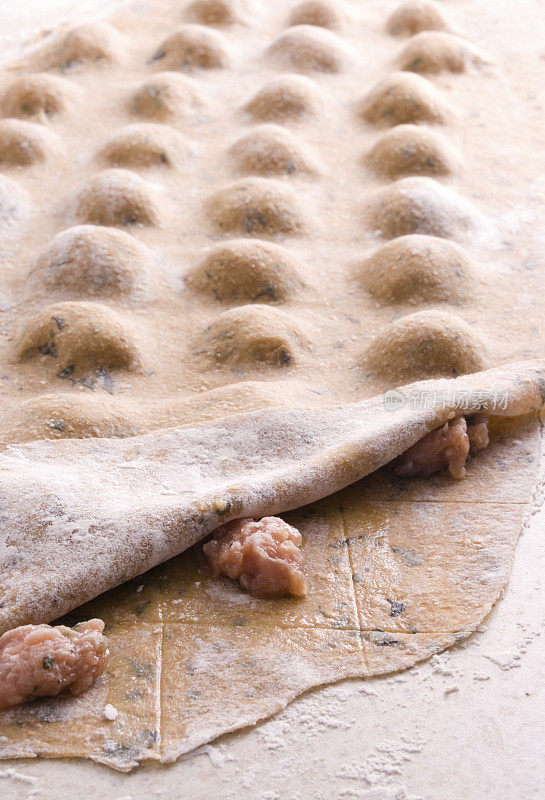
{"left": 1, "top": 360, "right": 543, "bottom": 635}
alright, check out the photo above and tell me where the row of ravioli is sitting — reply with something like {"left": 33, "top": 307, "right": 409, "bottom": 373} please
{"left": 10, "top": 0, "right": 485, "bottom": 76}
{"left": 0, "top": 0, "right": 492, "bottom": 444}
{"left": 357, "top": 1, "right": 489, "bottom": 387}
{"left": 166, "top": 0, "right": 489, "bottom": 389}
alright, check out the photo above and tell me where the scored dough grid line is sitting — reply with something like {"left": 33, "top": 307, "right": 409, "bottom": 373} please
{"left": 338, "top": 505, "right": 369, "bottom": 671}
{"left": 157, "top": 621, "right": 471, "bottom": 635}
{"left": 155, "top": 605, "right": 164, "bottom": 755}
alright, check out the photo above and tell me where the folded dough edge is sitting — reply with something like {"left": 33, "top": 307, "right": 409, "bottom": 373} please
{"left": 1, "top": 360, "right": 543, "bottom": 634}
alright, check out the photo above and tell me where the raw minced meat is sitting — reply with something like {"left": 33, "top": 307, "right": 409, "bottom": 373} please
{"left": 0, "top": 618, "right": 109, "bottom": 711}
{"left": 393, "top": 414, "right": 489, "bottom": 480}
{"left": 204, "top": 516, "right": 308, "bottom": 598}
{"left": 467, "top": 413, "right": 489, "bottom": 451}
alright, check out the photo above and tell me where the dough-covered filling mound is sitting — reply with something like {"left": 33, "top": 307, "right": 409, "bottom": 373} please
{"left": 393, "top": 414, "right": 489, "bottom": 479}
{"left": 204, "top": 516, "right": 308, "bottom": 597}
{"left": 0, "top": 619, "right": 109, "bottom": 711}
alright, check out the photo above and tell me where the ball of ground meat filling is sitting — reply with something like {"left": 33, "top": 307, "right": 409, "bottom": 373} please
{"left": 467, "top": 413, "right": 489, "bottom": 452}
{"left": 203, "top": 516, "right": 308, "bottom": 598}
{"left": 392, "top": 414, "right": 489, "bottom": 480}
{"left": 0, "top": 618, "right": 109, "bottom": 711}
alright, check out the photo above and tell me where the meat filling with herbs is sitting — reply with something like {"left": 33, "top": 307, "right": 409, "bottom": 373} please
{"left": 204, "top": 516, "right": 308, "bottom": 598}
{"left": 393, "top": 414, "right": 489, "bottom": 480}
{"left": 0, "top": 618, "right": 109, "bottom": 711}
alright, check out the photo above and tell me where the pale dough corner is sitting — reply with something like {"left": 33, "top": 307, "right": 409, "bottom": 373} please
{"left": 0, "top": 0, "right": 544, "bottom": 797}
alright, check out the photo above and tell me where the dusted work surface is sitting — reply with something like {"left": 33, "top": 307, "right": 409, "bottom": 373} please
{"left": 3, "top": 489, "right": 543, "bottom": 800}
{"left": 0, "top": 0, "right": 545, "bottom": 797}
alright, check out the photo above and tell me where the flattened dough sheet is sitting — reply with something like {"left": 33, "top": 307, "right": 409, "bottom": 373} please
{"left": 1, "top": 0, "right": 545, "bottom": 772}
{"left": 0, "top": 362, "right": 544, "bottom": 768}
